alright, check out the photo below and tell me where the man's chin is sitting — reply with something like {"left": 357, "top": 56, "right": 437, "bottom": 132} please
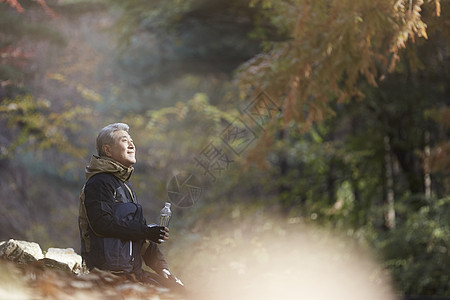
{"left": 122, "top": 159, "right": 136, "bottom": 168}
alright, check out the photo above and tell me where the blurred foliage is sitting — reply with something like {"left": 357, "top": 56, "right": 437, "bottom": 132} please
{"left": 0, "top": 0, "right": 449, "bottom": 297}
{"left": 0, "top": 94, "right": 92, "bottom": 159}
{"left": 108, "top": 0, "right": 263, "bottom": 74}
{"left": 236, "top": 0, "right": 445, "bottom": 127}
{"left": 379, "top": 196, "right": 450, "bottom": 295}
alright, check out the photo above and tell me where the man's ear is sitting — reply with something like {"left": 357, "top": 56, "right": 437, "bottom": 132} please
{"left": 103, "top": 144, "right": 112, "bottom": 157}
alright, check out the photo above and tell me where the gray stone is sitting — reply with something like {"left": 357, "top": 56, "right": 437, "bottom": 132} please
{"left": 44, "top": 247, "right": 83, "bottom": 274}
{"left": 0, "top": 240, "right": 87, "bottom": 275}
{"left": 0, "top": 239, "right": 44, "bottom": 263}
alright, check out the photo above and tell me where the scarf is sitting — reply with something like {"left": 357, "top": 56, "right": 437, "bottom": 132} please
{"left": 85, "top": 155, "right": 134, "bottom": 182}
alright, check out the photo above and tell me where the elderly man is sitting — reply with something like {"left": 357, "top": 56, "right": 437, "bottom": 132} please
{"left": 79, "top": 123, "right": 183, "bottom": 289}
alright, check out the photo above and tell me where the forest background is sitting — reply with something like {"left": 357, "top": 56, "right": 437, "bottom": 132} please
{"left": 0, "top": 0, "right": 449, "bottom": 298}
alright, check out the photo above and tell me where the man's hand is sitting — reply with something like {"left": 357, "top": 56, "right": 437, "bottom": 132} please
{"left": 160, "top": 268, "right": 184, "bottom": 286}
{"left": 147, "top": 225, "right": 169, "bottom": 244}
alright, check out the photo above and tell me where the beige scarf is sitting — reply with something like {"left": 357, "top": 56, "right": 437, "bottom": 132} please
{"left": 85, "top": 155, "right": 134, "bottom": 182}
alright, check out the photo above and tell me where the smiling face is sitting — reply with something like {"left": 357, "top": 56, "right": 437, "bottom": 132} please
{"left": 103, "top": 130, "right": 136, "bottom": 167}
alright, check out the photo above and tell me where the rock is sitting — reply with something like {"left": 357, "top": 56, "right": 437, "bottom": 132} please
{"left": 0, "top": 239, "right": 44, "bottom": 263}
{"left": 44, "top": 247, "right": 83, "bottom": 274}
{"left": 0, "top": 240, "right": 83, "bottom": 275}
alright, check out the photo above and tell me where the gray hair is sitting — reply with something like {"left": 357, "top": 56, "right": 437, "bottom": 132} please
{"left": 96, "top": 123, "right": 130, "bottom": 156}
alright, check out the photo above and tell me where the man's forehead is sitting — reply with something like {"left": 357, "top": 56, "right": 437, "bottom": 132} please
{"left": 113, "top": 130, "right": 131, "bottom": 139}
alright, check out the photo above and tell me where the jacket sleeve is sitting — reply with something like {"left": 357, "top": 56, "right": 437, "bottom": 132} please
{"left": 83, "top": 174, "right": 149, "bottom": 241}
{"left": 141, "top": 240, "right": 169, "bottom": 273}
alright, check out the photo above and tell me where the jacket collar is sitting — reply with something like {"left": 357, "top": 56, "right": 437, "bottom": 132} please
{"left": 85, "top": 155, "right": 134, "bottom": 182}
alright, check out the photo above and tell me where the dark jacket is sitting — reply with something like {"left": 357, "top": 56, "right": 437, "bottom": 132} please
{"left": 79, "top": 156, "right": 168, "bottom": 275}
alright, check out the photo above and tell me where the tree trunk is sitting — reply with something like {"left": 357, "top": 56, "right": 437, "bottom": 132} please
{"left": 424, "top": 131, "right": 432, "bottom": 199}
{"left": 384, "top": 136, "right": 396, "bottom": 229}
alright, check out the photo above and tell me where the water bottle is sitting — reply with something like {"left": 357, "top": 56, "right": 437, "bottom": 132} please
{"left": 159, "top": 202, "right": 172, "bottom": 227}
